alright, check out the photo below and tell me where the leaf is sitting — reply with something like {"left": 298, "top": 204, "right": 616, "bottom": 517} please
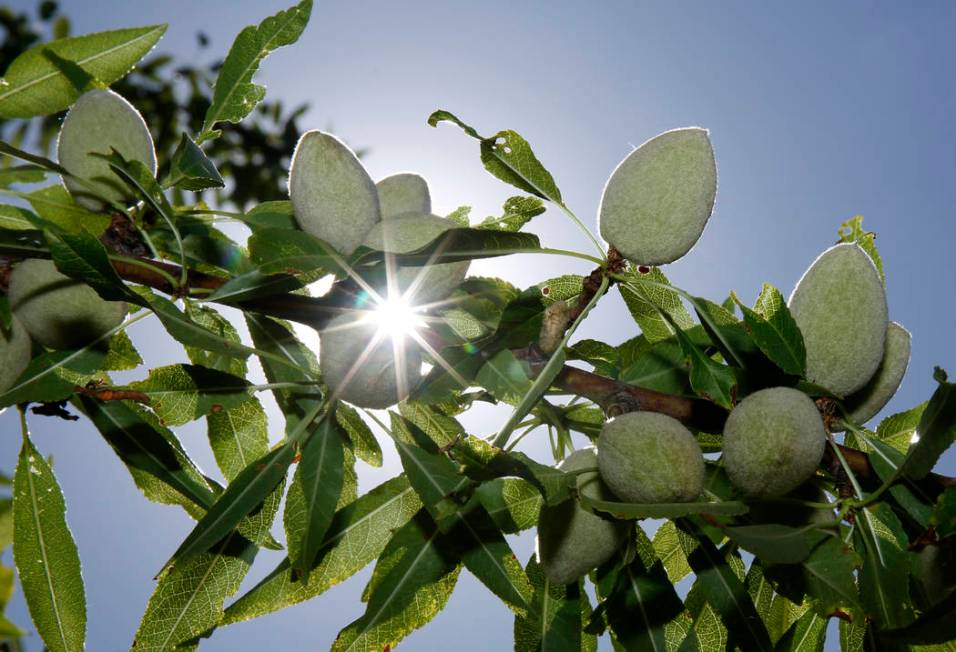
{"left": 878, "top": 588, "right": 956, "bottom": 645}
{"left": 0, "top": 203, "right": 40, "bottom": 230}
{"left": 723, "top": 524, "right": 827, "bottom": 565}
{"left": 331, "top": 511, "right": 461, "bottom": 652}
{"left": 355, "top": 226, "right": 542, "bottom": 266}
{"left": 476, "top": 349, "right": 534, "bottom": 405}
{"left": 132, "top": 533, "right": 256, "bottom": 651}
{"left": 399, "top": 401, "right": 465, "bottom": 449}
{"left": 24, "top": 185, "right": 111, "bottom": 235}
{"left": 677, "top": 603, "right": 727, "bottom": 652}
{"left": 619, "top": 339, "right": 691, "bottom": 395}
{"left": 207, "top": 399, "right": 269, "bottom": 483}
{"left": 733, "top": 285, "right": 806, "bottom": 376}
{"left": 0, "top": 165, "right": 47, "bottom": 188}
{"left": 746, "top": 560, "right": 805, "bottom": 644}
{"left": 773, "top": 608, "right": 826, "bottom": 651}
{"left": 129, "top": 364, "right": 252, "bottom": 426}
{"left": 619, "top": 268, "right": 695, "bottom": 343}
{"left": 901, "top": 370, "right": 956, "bottom": 481}
{"left": 0, "top": 25, "right": 167, "bottom": 118}
{"left": 204, "top": 269, "right": 302, "bottom": 304}
{"left": 931, "top": 486, "right": 956, "bottom": 539}
{"left": 514, "top": 555, "right": 585, "bottom": 652}
{"left": 867, "top": 438, "right": 933, "bottom": 527}
{"left": 285, "top": 417, "right": 345, "bottom": 582}
{"left": 45, "top": 226, "right": 137, "bottom": 302}
{"left": 652, "top": 520, "right": 693, "bottom": 584}
{"left": 676, "top": 521, "right": 772, "bottom": 651}
{"left": 671, "top": 322, "right": 738, "bottom": 409}
{"left": 582, "top": 495, "right": 748, "bottom": 520}
{"left": 164, "top": 133, "right": 224, "bottom": 190}
{"left": 74, "top": 397, "right": 216, "bottom": 514}
{"left": 476, "top": 478, "right": 541, "bottom": 534}
{"left": 598, "top": 532, "right": 685, "bottom": 651}
{"left": 335, "top": 403, "right": 383, "bottom": 467}
{"left": 13, "top": 431, "right": 86, "bottom": 652}
{"left": 855, "top": 502, "right": 913, "bottom": 628}
{"left": 144, "top": 293, "right": 253, "bottom": 359}
{"left": 198, "top": 0, "right": 312, "bottom": 139}
{"left": 838, "top": 215, "right": 884, "bottom": 286}
{"left": 221, "top": 476, "right": 421, "bottom": 625}
{"left": 875, "top": 401, "right": 927, "bottom": 453}
{"left": 765, "top": 536, "right": 861, "bottom": 619}
{"left": 248, "top": 227, "right": 341, "bottom": 278}
{"left": 167, "top": 443, "right": 296, "bottom": 567}
{"left": 479, "top": 195, "right": 546, "bottom": 232}
{"left": 0, "top": 345, "right": 111, "bottom": 407}
{"left": 183, "top": 304, "right": 248, "bottom": 377}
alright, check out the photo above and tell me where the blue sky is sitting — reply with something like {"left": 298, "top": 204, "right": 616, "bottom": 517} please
{"left": 2, "top": 1, "right": 955, "bottom": 650}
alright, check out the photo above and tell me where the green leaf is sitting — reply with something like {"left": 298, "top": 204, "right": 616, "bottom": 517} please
{"left": 652, "top": 520, "right": 693, "bottom": 584}
{"left": 0, "top": 500, "right": 12, "bottom": 551}
{"left": 285, "top": 417, "right": 345, "bottom": 582}
{"left": 248, "top": 227, "right": 341, "bottom": 278}
{"left": 331, "top": 511, "right": 461, "bottom": 652}
{"left": 838, "top": 215, "right": 884, "bottom": 286}
{"left": 335, "top": 403, "right": 382, "bottom": 467}
{"left": 671, "top": 322, "right": 737, "bottom": 409}
{"left": 476, "top": 349, "right": 534, "bottom": 405}
{"left": 619, "top": 268, "right": 695, "bottom": 343}
{"left": 619, "top": 339, "right": 691, "bottom": 395}
{"left": 746, "top": 560, "right": 806, "bottom": 644}
{"left": 241, "top": 200, "right": 298, "bottom": 230}
{"left": 132, "top": 532, "right": 256, "bottom": 651}
{"left": 677, "top": 603, "right": 728, "bottom": 652}
{"left": 878, "top": 588, "right": 956, "bottom": 645}
{"left": 0, "top": 165, "right": 47, "bottom": 188}
{"left": 355, "top": 226, "right": 542, "bottom": 266}
{"left": 198, "top": 0, "right": 313, "bottom": 141}
{"left": 476, "top": 478, "right": 541, "bottom": 534}
{"left": 204, "top": 269, "right": 302, "bottom": 304}
{"left": 0, "top": 202, "right": 40, "bottom": 230}
{"left": 24, "top": 185, "right": 111, "bottom": 235}
{"left": 13, "top": 431, "right": 86, "bottom": 652}
{"left": 45, "top": 226, "right": 136, "bottom": 302}
{"left": 723, "top": 524, "right": 827, "bottom": 565}
{"left": 207, "top": 399, "right": 269, "bottom": 483}
{"left": 75, "top": 396, "right": 216, "bottom": 514}
{"left": 0, "top": 25, "right": 167, "bottom": 118}
{"left": 931, "top": 486, "right": 956, "bottom": 539}
{"left": 221, "top": 476, "right": 421, "bottom": 625}
{"left": 399, "top": 401, "right": 465, "bottom": 449}
{"left": 167, "top": 443, "right": 296, "bottom": 567}
{"left": 164, "top": 133, "right": 225, "bottom": 190}
{"left": 598, "top": 531, "right": 685, "bottom": 651}
{"left": 183, "top": 304, "right": 248, "bottom": 377}
{"left": 867, "top": 438, "right": 933, "bottom": 527}
{"left": 139, "top": 293, "right": 253, "bottom": 363}
{"left": 479, "top": 195, "right": 546, "bottom": 232}
{"left": 901, "top": 370, "right": 956, "bottom": 481}
{"left": 765, "top": 536, "right": 861, "bottom": 619}
{"left": 773, "top": 607, "right": 826, "bottom": 651}
{"left": 129, "top": 364, "right": 252, "bottom": 426}
{"left": 855, "top": 502, "right": 913, "bottom": 628}
{"left": 0, "top": 345, "right": 111, "bottom": 408}
{"left": 875, "top": 401, "right": 927, "bottom": 452}
{"left": 514, "top": 555, "right": 586, "bottom": 652}
{"left": 676, "top": 521, "right": 772, "bottom": 651}
{"left": 733, "top": 285, "right": 806, "bottom": 376}
{"left": 582, "top": 495, "right": 748, "bottom": 520}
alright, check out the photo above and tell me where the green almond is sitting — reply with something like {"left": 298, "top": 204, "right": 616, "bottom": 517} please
{"left": 840, "top": 321, "right": 911, "bottom": 427}
{"left": 535, "top": 448, "right": 627, "bottom": 585}
{"left": 289, "top": 130, "right": 380, "bottom": 255}
{"left": 8, "top": 259, "right": 126, "bottom": 350}
{"left": 597, "top": 412, "right": 704, "bottom": 503}
{"left": 722, "top": 387, "right": 825, "bottom": 498}
{"left": 788, "top": 243, "right": 888, "bottom": 397}
{"left": 319, "top": 312, "right": 422, "bottom": 409}
{"left": 362, "top": 212, "right": 469, "bottom": 304}
{"left": 57, "top": 89, "right": 157, "bottom": 210}
{"left": 598, "top": 127, "right": 717, "bottom": 265}
{"left": 0, "top": 316, "right": 32, "bottom": 393}
{"left": 376, "top": 173, "right": 431, "bottom": 219}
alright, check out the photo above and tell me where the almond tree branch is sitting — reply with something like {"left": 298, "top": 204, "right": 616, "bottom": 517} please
{"left": 102, "top": 253, "right": 956, "bottom": 497}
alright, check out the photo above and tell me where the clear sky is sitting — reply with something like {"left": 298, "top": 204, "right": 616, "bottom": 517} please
{"left": 2, "top": 1, "right": 955, "bottom": 650}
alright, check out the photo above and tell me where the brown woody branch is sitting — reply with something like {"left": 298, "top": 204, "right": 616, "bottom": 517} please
{"left": 102, "top": 253, "right": 956, "bottom": 497}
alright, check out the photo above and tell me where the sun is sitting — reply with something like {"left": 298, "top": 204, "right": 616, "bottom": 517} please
{"left": 369, "top": 292, "right": 426, "bottom": 341}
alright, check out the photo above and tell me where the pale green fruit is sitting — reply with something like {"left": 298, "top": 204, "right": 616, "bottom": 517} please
{"left": 536, "top": 449, "right": 628, "bottom": 585}
{"left": 57, "top": 89, "right": 156, "bottom": 210}
{"left": 788, "top": 243, "right": 888, "bottom": 397}
{"left": 840, "top": 321, "right": 911, "bottom": 426}
{"left": 376, "top": 173, "right": 431, "bottom": 219}
{"left": 597, "top": 412, "right": 705, "bottom": 503}
{"left": 362, "top": 212, "right": 469, "bottom": 304}
{"left": 289, "top": 130, "right": 380, "bottom": 255}
{"left": 598, "top": 127, "right": 717, "bottom": 266}
{"left": 0, "top": 316, "right": 32, "bottom": 394}
{"left": 722, "top": 387, "right": 826, "bottom": 498}
{"left": 8, "top": 259, "right": 127, "bottom": 350}
{"left": 319, "top": 312, "right": 422, "bottom": 409}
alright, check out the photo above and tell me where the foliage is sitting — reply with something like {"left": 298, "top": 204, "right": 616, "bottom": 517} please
{"left": 1, "top": 2, "right": 955, "bottom": 651}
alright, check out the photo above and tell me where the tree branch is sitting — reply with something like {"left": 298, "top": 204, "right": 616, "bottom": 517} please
{"left": 104, "top": 253, "right": 956, "bottom": 497}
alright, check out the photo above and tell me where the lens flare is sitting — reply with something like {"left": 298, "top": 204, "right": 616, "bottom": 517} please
{"left": 370, "top": 293, "right": 426, "bottom": 340}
